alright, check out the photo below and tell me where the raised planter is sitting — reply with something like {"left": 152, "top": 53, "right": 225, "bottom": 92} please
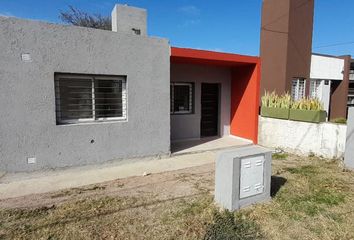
{"left": 289, "top": 109, "right": 327, "bottom": 123}
{"left": 261, "top": 107, "right": 289, "bottom": 120}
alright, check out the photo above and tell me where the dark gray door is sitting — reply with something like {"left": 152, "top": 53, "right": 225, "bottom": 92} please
{"left": 201, "top": 83, "right": 219, "bottom": 137}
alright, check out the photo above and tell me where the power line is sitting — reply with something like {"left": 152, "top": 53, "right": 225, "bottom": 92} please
{"left": 314, "top": 41, "right": 354, "bottom": 49}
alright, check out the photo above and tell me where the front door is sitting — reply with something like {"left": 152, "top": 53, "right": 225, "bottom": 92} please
{"left": 201, "top": 83, "right": 219, "bottom": 137}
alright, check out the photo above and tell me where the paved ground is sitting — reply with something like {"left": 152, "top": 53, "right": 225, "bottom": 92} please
{"left": 171, "top": 136, "right": 251, "bottom": 155}
{"left": 0, "top": 137, "right": 250, "bottom": 200}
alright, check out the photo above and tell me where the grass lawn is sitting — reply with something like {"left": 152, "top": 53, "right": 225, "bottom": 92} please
{"left": 1, "top": 153, "right": 354, "bottom": 239}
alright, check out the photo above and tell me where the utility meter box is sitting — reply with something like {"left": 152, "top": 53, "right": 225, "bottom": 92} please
{"left": 215, "top": 145, "right": 272, "bottom": 211}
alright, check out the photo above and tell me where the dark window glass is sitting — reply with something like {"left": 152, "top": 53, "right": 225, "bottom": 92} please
{"left": 174, "top": 85, "right": 190, "bottom": 112}
{"left": 170, "top": 83, "right": 193, "bottom": 114}
{"left": 57, "top": 78, "right": 93, "bottom": 121}
{"left": 55, "top": 74, "right": 127, "bottom": 124}
{"left": 95, "top": 79, "right": 123, "bottom": 118}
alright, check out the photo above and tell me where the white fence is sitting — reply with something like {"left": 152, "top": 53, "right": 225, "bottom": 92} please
{"left": 345, "top": 108, "right": 354, "bottom": 169}
{"left": 258, "top": 116, "right": 347, "bottom": 159}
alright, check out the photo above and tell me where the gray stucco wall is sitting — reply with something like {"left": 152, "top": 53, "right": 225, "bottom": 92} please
{"left": 170, "top": 63, "right": 231, "bottom": 141}
{"left": 112, "top": 4, "right": 147, "bottom": 36}
{"left": 345, "top": 107, "right": 354, "bottom": 169}
{"left": 0, "top": 17, "right": 170, "bottom": 172}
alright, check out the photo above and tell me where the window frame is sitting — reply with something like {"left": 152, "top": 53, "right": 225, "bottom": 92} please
{"left": 55, "top": 73, "right": 127, "bottom": 125}
{"left": 348, "top": 82, "right": 354, "bottom": 107}
{"left": 170, "top": 82, "right": 194, "bottom": 115}
{"left": 291, "top": 78, "right": 306, "bottom": 101}
{"left": 310, "top": 79, "right": 321, "bottom": 99}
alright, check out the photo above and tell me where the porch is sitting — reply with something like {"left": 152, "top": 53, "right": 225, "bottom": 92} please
{"left": 170, "top": 47, "right": 260, "bottom": 144}
{"left": 171, "top": 136, "right": 252, "bottom": 155}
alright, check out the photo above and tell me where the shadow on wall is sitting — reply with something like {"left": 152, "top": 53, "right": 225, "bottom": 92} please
{"left": 230, "top": 64, "right": 259, "bottom": 143}
{"left": 270, "top": 175, "right": 287, "bottom": 197}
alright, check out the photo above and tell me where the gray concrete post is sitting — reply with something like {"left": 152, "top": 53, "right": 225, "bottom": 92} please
{"left": 111, "top": 4, "right": 147, "bottom": 36}
{"left": 215, "top": 145, "right": 272, "bottom": 211}
{"left": 345, "top": 107, "right": 354, "bottom": 170}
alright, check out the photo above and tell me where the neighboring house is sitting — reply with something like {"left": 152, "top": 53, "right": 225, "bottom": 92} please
{"left": 260, "top": 0, "right": 352, "bottom": 120}
{"left": 309, "top": 54, "right": 349, "bottom": 119}
{"left": 348, "top": 60, "right": 354, "bottom": 107}
{"left": 260, "top": 0, "right": 314, "bottom": 99}
{"left": 0, "top": 4, "right": 260, "bottom": 172}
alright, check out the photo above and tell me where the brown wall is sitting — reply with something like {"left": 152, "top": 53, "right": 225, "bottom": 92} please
{"left": 329, "top": 56, "right": 351, "bottom": 120}
{"left": 260, "top": 0, "right": 314, "bottom": 96}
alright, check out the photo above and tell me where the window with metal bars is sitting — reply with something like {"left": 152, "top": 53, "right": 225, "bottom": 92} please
{"left": 310, "top": 79, "right": 321, "bottom": 99}
{"left": 170, "top": 83, "right": 194, "bottom": 114}
{"left": 348, "top": 82, "right": 354, "bottom": 107}
{"left": 55, "top": 74, "right": 127, "bottom": 125}
{"left": 291, "top": 78, "right": 306, "bottom": 100}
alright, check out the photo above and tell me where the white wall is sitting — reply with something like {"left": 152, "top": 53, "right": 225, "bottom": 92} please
{"left": 344, "top": 108, "right": 354, "bottom": 169}
{"left": 258, "top": 117, "right": 347, "bottom": 158}
{"left": 310, "top": 54, "right": 344, "bottom": 80}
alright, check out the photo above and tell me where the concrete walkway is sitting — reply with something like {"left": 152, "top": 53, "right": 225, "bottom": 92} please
{"left": 0, "top": 151, "right": 218, "bottom": 200}
{"left": 171, "top": 136, "right": 251, "bottom": 155}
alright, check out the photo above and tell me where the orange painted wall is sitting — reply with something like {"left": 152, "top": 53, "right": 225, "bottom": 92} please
{"left": 230, "top": 63, "right": 260, "bottom": 143}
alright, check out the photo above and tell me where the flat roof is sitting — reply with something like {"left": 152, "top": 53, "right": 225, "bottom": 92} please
{"left": 171, "top": 47, "right": 259, "bottom": 67}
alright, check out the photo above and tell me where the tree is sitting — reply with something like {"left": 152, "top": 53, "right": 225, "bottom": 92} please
{"left": 59, "top": 6, "right": 111, "bottom": 30}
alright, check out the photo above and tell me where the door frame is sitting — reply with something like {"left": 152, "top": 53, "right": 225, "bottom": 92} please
{"left": 200, "top": 82, "right": 221, "bottom": 138}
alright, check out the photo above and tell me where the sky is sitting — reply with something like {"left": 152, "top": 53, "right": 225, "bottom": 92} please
{"left": 1, "top": 0, "right": 354, "bottom": 57}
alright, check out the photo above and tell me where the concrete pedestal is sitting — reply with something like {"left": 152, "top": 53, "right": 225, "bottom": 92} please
{"left": 215, "top": 145, "right": 272, "bottom": 211}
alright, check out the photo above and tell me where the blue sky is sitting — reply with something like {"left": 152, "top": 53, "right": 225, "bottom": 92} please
{"left": 1, "top": 0, "right": 354, "bottom": 57}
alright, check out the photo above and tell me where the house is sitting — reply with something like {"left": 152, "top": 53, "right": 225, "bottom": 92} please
{"left": 309, "top": 54, "right": 351, "bottom": 120}
{"left": 0, "top": 4, "right": 260, "bottom": 172}
{"left": 260, "top": 0, "right": 352, "bottom": 120}
{"left": 348, "top": 60, "right": 354, "bottom": 107}
{"left": 260, "top": 0, "right": 314, "bottom": 100}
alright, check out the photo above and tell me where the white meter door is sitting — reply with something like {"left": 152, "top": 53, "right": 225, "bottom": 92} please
{"left": 240, "top": 155, "right": 265, "bottom": 199}
{"left": 321, "top": 80, "right": 331, "bottom": 115}
{"left": 310, "top": 79, "right": 331, "bottom": 116}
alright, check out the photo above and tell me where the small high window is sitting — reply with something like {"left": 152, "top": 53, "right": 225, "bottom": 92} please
{"left": 170, "top": 83, "right": 194, "bottom": 114}
{"left": 55, "top": 73, "right": 127, "bottom": 125}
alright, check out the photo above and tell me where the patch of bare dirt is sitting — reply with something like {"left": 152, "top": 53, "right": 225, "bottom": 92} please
{"left": 0, "top": 163, "right": 215, "bottom": 209}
